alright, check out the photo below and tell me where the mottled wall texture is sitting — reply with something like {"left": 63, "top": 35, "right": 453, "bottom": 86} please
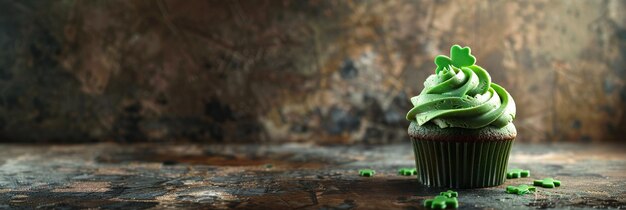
{"left": 0, "top": 0, "right": 625, "bottom": 143}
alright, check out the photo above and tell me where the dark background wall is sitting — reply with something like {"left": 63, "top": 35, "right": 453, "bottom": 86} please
{"left": 0, "top": 0, "right": 625, "bottom": 143}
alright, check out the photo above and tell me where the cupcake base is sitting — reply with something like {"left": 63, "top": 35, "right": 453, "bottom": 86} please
{"left": 408, "top": 122, "right": 516, "bottom": 188}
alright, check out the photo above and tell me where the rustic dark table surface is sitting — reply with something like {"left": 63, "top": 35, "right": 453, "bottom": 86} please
{"left": 0, "top": 142, "right": 624, "bottom": 209}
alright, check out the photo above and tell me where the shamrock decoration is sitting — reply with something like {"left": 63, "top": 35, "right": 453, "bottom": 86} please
{"left": 435, "top": 45, "right": 476, "bottom": 73}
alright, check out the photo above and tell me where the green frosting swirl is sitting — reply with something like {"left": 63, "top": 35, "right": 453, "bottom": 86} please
{"left": 406, "top": 45, "right": 516, "bottom": 129}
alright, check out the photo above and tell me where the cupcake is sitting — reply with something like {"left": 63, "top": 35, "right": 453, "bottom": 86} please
{"left": 406, "top": 45, "right": 516, "bottom": 188}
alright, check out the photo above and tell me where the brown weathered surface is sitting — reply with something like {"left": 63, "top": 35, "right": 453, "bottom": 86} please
{"left": 0, "top": 143, "right": 624, "bottom": 209}
{"left": 0, "top": 0, "right": 625, "bottom": 142}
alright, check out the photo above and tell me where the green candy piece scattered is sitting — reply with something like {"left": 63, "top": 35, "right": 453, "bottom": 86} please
{"left": 506, "top": 185, "right": 536, "bottom": 195}
{"left": 359, "top": 169, "right": 375, "bottom": 177}
{"left": 439, "top": 190, "right": 458, "bottom": 198}
{"left": 506, "top": 169, "right": 530, "bottom": 179}
{"left": 398, "top": 168, "right": 417, "bottom": 176}
{"left": 424, "top": 195, "right": 458, "bottom": 209}
{"left": 434, "top": 45, "right": 476, "bottom": 74}
{"left": 533, "top": 178, "right": 561, "bottom": 188}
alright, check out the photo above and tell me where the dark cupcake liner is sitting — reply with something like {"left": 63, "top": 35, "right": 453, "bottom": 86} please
{"left": 411, "top": 139, "right": 514, "bottom": 188}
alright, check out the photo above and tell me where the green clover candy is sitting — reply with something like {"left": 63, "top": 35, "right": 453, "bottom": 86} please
{"left": 435, "top": 45, "right": 476, "bottom": 73}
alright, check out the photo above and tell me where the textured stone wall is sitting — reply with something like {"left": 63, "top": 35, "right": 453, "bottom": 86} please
{"left": 0, "top": 0, "right": 624, "bottom": 143}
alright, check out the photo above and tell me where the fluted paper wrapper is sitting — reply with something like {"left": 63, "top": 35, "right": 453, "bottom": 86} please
{"left": 411, "top": 139, "right": 513, "bottom": 188}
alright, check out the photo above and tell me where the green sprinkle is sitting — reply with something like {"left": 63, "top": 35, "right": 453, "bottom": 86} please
{"left": 506, "top": 168, "right": 530, "bottom": 179}
{"left": 358, "top": 169, "right": 375, "bottom": 177}
{"left": 533, "top": 178, "right": 561, "bottom": 188}
{"left": 506, "top": 185, "right": 536, "bottom": 195}
{"left": 398, "top": 168, "right": 417, "bottom": 176}
{"left": 424, "top": 195, "right": 458, "bottom": 209}
{"left": 439, "top": 190, "right": 458, "bottom": 198}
